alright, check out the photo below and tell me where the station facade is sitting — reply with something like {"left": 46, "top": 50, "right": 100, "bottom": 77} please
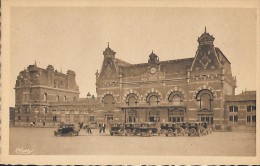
{"left": 13, "top": 29, "right": 256, "bottom": 127}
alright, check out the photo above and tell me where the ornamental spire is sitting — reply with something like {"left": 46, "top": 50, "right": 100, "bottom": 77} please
{"left": 204, "top": 26, "right": 207, "bottom": 33}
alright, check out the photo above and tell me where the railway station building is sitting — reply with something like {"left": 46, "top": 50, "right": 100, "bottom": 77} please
{"left": 13, "top": 29, "right": 256, "bottom": 128}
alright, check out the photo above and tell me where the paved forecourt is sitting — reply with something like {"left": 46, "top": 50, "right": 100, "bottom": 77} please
{"left": 9, "top": 127, "right": 256, "bottom": 156}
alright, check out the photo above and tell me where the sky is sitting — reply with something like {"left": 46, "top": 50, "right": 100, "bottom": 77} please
{"left": 9, "top": 7, "right": 257, "bottom": 106}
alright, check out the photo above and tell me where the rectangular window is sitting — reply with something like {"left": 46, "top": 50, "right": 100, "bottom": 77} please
{"left": 53, "top": 115, "right": 57, "bottom": 122}
{"left": 247, "top": 105, "right": 256, "bottom": 112}
{"left": 229, "top": 115, "right": 237, "bottom": 122}
{"left": 89, "top": 116, "right": 95, "bottom": 122}
{"left": 252, "top": 106, "right": 256, "bottom": 111}
{"left": 247, "top": 115, "right": 251, "bottom": 123}
{"left": 252, "top": 115, "right": 256, "bottom": 122}
{"left": 234, "top": 115, "right": 238, "bottom": 122}
{"left": 229, "top": 106, "right": 238, "bottom": 112}
{"left": 229, "top": 116, "right": 233, "bottom": 121}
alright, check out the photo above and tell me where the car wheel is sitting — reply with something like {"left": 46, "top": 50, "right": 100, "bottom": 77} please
{"left": 168, "top": 129, "right": 173, "bottom": 136}
{"left": 189, "top": 128, "right": 196, "bottom": 136}
{"left": 126, "top": 129, "right": 131, "bottom": 134}
{"left": 178, "top": 127, "right": 184, "bottom": 135}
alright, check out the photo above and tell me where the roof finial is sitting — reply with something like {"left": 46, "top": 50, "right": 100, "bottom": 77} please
{"left": 205, "top": 26, "right": 207, "bottom": 33}
{"left": 152, "top": 50, "right": 153, "bottom": 53}
{"left": 108, "top": 42, "right": 109, "bottom": 48}
{"left": 34, "top": 60, "right": 37, "bottom": 67}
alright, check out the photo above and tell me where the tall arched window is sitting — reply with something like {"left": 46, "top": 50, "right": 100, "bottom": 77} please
{"left": 172, "top": 95, "right": 181, "bottom": 105}
{"left": 103, "top": 94, "right": 115, "bottom": 110}
{"left": 196, "top": 89, "right": 213, "bottom": 111}
{"left": 103, "top": 94, "right": 115, "bottom": 123}
{"left": 25, "top": 107, "right": 30, "bottom": 114}
{"left": 149, "top": 95, "right": 159, "bottom": 106}
{"left": 18, "top": 107, "right": 21, "bottom": 114}
{"left": 168, "top": 91, "right": 183, "bottom": 106}
{"left": 126, "top": 93, "right": 138, "bottom": 106}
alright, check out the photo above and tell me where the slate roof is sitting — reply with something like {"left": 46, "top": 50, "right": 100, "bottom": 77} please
{"left": 225, "top": 91, "right": 256, "bottom": 101}
{"left": 120, "top": 57, "right": 194, "bottom": 77}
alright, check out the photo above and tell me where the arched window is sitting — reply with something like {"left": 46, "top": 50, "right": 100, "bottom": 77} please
{"left": 196, "top": 89, "right": 213, "bottom": 111}
{"left": 43, "top": 93, "right": 47, "bottom": 101}
{"left": 168, "top": 91, "right": 183, "bottom": 106}
{"left": 103, "top": 94, "right": 115, "bottom": 110}
{"left": 149, "top": 95, "right": 159, "bottom": 106}
{"left": 172, "top": 95, "right": 181, "bottom": 106}
{"left": 25, "top": 107, "right": 30, "bottom": 114}
{"left": 18, "top": 107, "right": 21, "bottom": 114}
{"left": 44, "top": 107, "right": 48, "bottom": 114}
{"left": 126, "top": 93, "right": 138, "bottom": 106}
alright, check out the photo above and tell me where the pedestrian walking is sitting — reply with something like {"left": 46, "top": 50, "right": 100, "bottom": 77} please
{"left": 102, "top": 123, "right": 106, "bottom": 133}
{"left": 85, "top": 124, "right": 88, "bottom": 134}
{"left": 87, "top": 124, "right": 92, "bottom": 134}
{"left": 99, "top": 123, "right": 102, "bottom": 133}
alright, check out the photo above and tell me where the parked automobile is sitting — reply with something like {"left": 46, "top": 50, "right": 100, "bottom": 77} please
{"left": 176, "top": 122, "right": 189, "bottom": 135}
{"left": 200, "top": 122, "right": 212, "bottom": 135}
{"left": 124, "top": 122, "right": 141, "bottom": 136}
{"left": 187, "top": 122, "right": 203, "bottom": 137}
{"left": 109, "top": 123, "right": 125, "bottom": 136}
{"left": 139, "top": 122, "right": 159, "bottom": 137}
{"left": 54, "top": 123, "right": 80, "bottom": 136}
{"left": 160, "top": 122, "right": 178, "bottom": 136}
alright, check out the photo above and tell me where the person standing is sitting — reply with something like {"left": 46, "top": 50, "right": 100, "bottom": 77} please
{"left": 99, "top": 123, "right": 102, "bottom": 133}
{"left": 102, "top": 123, "right": 106, "bottom": 133}
{"left": 87, "top": 123, "right": 92, "bottom": 134}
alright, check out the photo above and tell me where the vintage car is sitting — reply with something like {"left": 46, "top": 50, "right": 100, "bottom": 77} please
{"left": 187, "top": 122, "right": 204, "bottom": 137}
{"left": 54, "top": 123, "right": 80, "bottom": 136}
{"left": 139, "top": 122, "right": 159, "bottom": 137}
{"left": 124, "top": 122, "right": 141, "bottom": 136}
{"left": 109, "top": 123, "right": 125, "bottom": 136}
{"left": 200, "top": 122, "right": 212, "bottom": 135}
{"left": 176, "top": 122, "right": 189, "bottom": 135}
{"left": 160, "top": 122, "right": 178, "bottom": 136}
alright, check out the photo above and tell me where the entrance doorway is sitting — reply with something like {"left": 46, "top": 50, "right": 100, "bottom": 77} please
{"left": 169, "top": 116, "right": 184, "bottom": 122}
{"left": 198, "top": 114, "right": 213, "bottom": 124}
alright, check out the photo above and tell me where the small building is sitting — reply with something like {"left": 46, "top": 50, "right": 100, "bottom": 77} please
{"left": 225, "top": 91, "right": 256, "bottom": 127}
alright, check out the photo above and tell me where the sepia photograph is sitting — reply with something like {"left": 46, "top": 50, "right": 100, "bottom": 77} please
{"left": 1, "top": 0, "right": 259, "bottom": 165}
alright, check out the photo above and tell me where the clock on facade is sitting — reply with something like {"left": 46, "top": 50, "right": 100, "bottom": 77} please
{"left": 150, "top": 67, "right": 157, "bottom": 74}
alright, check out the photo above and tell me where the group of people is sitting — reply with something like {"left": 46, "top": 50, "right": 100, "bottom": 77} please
{"left": 78, "top": 122, "right": 106, "bottom": 135}
{"left": 99, "top": 123, "right": 106, "bottom": 133}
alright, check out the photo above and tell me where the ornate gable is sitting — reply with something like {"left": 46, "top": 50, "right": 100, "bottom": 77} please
{"left": 191, "top": 28, "right": 221, "bottom": 71}
{"left": 97, "top": 44, "right": 119, "bottom": 83}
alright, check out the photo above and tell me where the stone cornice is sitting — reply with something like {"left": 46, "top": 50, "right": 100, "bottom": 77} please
{"left": 14, "top": 85, "right": 80, "bottom": 94}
